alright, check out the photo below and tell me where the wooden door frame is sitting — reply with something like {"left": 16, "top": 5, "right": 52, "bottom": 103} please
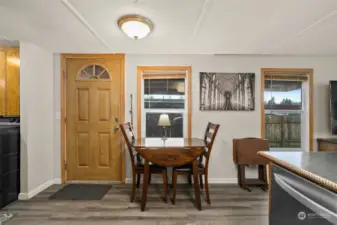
{"left": 260, "top": 68, "right": 314, "bottom": 152}
{"left": 137, "top": 66, "right": 192, "bottom": 139}
{"left": 61, "top": 54, "right": 125, "bottom": 184}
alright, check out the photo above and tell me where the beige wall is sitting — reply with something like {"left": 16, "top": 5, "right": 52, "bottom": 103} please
{"left": 53, "top": 54, "right": 337, "bottom": 182}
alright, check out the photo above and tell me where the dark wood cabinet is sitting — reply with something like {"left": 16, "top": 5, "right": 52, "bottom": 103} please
{"left": 317, "top": 138, "right": 337, "bottom": 152}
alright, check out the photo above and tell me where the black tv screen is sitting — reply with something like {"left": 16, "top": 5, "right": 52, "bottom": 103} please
{"left": 330, "top": 81, "right": 337, "bottom": 134}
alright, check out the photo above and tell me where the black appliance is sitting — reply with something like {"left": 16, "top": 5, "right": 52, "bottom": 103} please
{"left": 271, "top": 165, "right": 337, "bottom": 225}
{"left": 0, "top": 116, "right": 20, "bottom": 208}
{"left": 329, "top": 81, "right": 337, "bottom": 135}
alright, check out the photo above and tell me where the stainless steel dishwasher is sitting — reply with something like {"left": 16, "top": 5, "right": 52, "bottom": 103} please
{"left": 271, "top": 165, "right": 337, "bottom": 225}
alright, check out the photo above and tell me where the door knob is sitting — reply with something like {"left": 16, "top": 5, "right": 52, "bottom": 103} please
{"left": 114, "top": 126, "right": 119, "bottom": 132}
{"left": 114, "top": 117, "right": 119, "bottom": 122}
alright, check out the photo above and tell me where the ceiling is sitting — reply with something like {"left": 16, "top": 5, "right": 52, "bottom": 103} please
{"left": 1, "top": 0, "right": 337, "bottom": 55}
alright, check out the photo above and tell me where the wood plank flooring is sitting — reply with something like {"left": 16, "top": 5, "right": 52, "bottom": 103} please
{"left": 1, "top": 184, "right": 268, "bottom": 225}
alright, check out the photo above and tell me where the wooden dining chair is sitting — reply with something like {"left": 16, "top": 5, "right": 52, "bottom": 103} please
{"left": 119, "top": 122, "right": 168, "bottom": 202}
{"left": 172, "top": 122, "right": 220, "bottom": 205}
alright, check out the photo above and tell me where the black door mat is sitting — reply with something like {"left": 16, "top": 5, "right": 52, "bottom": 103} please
{"left": 49, "top": 184, "right": 111, "bottom": 200}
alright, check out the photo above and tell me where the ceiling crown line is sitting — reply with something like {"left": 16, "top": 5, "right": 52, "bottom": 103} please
{"left": 264, "top": 8, "right": 337, "bottom": 55}
{"left": 60, "top": 0, "right": 111, "bottom": 52}
{"left": 192, "top": 0, "right": 212, "bottom": 39}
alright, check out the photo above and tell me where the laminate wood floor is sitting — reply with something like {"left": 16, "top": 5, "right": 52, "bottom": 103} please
{"left": 1, "top": 184, "right": 268, "bottom": 225}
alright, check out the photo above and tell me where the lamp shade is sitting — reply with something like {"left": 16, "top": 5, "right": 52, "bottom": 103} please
{"left": 158, "top": 114, "right": 171, "bottom": 126}
{"left": 176, "top": 83, "right": 185, "bottom": 93}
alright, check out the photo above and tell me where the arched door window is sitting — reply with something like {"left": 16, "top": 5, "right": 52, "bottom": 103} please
{"left": 77, "top": 65, "right": 110, "bottom": 80}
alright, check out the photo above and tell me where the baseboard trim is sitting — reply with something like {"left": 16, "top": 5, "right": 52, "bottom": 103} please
{"left": 125, "top": 177, "right": 238, "bottom": 184}
{"left": 18, "top": 193, "right": 29, "bottom": 200}
{"left": 53, "top": 178, "right": 62, "bottom": 184}
{"left": 19, "top": 179, "right": 61, "bottom": 200}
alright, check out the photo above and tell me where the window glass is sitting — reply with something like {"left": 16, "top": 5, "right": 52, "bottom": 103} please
{"left": 264, "top": 80, "right": 302, "bottom": 110}
{"left": 77, "top": 65, "right": 110, "bottom": 80}
{"left": 265, "top": 112, "right": 301, "bottom": 148}
{"left": 144, "top": 79, "right": 185, "bottom": 109}
{"left": 145, "top": 113, "right": 183, "bottom": 138}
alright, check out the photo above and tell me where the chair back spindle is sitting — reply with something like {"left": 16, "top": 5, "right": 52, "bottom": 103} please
{"left": 119, "top": 122, "right": 139, "bottom": 171}
{"left": 201, "top": 122, "right": 220, "bottom": 165}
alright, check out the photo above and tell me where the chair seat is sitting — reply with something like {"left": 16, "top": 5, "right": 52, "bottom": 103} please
{"left": 173, "top": 162, "right": 204, "bottom": 172}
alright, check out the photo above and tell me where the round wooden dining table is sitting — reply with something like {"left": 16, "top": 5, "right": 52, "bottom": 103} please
{"left": 132, "top": 138, "right": 206, "bottom": 211}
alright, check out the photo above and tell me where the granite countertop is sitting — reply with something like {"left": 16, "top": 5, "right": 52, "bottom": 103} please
{"left": 258, "top": 152, "right": 337, "bottom": 192}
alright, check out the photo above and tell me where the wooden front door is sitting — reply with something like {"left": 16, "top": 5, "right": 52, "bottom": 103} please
{"left": 65, "top": 55, "right": 124, "bottom": 181}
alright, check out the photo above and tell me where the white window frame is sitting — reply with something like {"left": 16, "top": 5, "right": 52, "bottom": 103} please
{"left": 142, "top": 78, "right": 188, "bottom": 138}
{"left": 137, "top": 67, "right": 191, "bottom": 139}
{"left": 261, "top": 68, "right": 313, "bottom": 152}
{"left": 263, "top": 78, "right": 308, "bottom": 151}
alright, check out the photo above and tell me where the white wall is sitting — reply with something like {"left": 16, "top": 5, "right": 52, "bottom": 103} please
{"left": 20, "top": 42, "right": 54, "bottom": 197}
{"left": 53, "top": 54, "right": 337, "bottom": 181}
{"left": 53, "top": 54, "right": 61, "bottom": 180}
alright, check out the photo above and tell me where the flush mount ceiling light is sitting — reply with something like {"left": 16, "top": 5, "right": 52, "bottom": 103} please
{"left": 117, "top": 15, "right": 153, "bottom": 40}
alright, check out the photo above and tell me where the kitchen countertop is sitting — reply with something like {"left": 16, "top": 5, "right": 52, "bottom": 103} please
{"left": 317, "top": 138, "right": 337, "bottom": 144}
{"left": 258, "top": 151, "right": 337, "bottom": 192}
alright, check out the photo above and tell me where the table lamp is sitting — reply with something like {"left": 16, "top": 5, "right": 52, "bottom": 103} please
{"left": 158, "top": 114, "right": 171, "bottom": 141}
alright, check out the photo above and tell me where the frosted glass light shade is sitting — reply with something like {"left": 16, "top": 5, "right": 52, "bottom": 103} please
{"left": 118, "top": 15, "right": 153, "bottom": 40}
{"left": 158, "top": 114, "right": 171, "bottom": 126}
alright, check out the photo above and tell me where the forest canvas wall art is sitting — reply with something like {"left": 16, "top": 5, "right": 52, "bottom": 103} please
{"left": 200, "top": 72, "right": 255, "bottom": 111}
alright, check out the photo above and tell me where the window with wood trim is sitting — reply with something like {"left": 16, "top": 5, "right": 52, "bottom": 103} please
{"left": 137, "top": 67, "right": 191, "bottom": 139}
{"left": 261, "top": 69, "right": 313, "bottom": 151}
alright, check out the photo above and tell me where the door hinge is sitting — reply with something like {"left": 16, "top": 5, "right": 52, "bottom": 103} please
{"left": 64, "top": 117, "right": 67, "bottom": 123}
{"left": 64, "top": 161, "right": 68, "bottom": 170}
